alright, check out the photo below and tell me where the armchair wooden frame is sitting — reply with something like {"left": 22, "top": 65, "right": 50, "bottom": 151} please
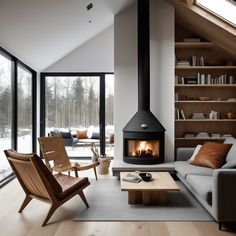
{"left": 38, "top": 136, "right": 98, "bottom": 180}
{"left": 4, "top": 149, "right": 90, "bottom": 227}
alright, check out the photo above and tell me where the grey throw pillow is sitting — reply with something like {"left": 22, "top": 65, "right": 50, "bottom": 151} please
{"left": 221, "top": 138, "right": 236, "bottom": 169}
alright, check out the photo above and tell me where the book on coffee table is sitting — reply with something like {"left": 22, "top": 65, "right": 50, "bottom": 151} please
{"left": 122, "top": 173, "right": 141, "bottom": 183}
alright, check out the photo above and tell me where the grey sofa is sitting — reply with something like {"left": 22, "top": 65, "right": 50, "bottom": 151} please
{"left": 49, "top": 130, "right": 78, "bottom": 146}
{"left": 175, "top": 138, "right": 236, "bottom": 230}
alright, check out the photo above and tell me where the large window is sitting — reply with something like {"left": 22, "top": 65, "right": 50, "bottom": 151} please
{"left": 0, "top": 47, "right": 36, "bottom": 185}
{"left": 41, "top": 73, "right": 114, "bottom": 158}
{"left": 45, "top": 76, "right": 100, "bottom": 131}
{"left": 0, "top": 53, "right": 12, "bottom": 181}
{"left": 17, "top": 65, "right": 33, "bottom": 152}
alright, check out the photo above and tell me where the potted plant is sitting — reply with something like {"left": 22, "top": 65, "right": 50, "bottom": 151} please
{"left": 91, "top": 147, "right": 111, "bottom": 174}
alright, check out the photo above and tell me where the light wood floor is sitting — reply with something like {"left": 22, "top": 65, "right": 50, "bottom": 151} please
{"left": 0, "top": 168, "right": 235, "bottom": 236}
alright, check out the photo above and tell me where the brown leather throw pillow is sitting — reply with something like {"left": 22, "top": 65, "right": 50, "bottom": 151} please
{"left": 191, "top": 142, "right": 232, "bottom": 169}
{"left": 76, "top": 130, "right": 88, "bottom": 139}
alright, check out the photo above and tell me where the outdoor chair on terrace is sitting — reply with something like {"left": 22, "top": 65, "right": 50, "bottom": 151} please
{"left": 4, "top": 149, "right": 90, "bottom": 227}
{"left": 38, "top": 136, "right": 98, "bottom": 180}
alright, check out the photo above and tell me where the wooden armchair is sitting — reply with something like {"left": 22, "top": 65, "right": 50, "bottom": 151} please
{"left": 38, "top": 136, "right": 98, "bottom": 180}
{"left": 4, "top": 149, "right": 90, "bottom": 227}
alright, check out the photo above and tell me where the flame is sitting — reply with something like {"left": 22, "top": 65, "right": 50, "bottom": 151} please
{"left": 139, "top": 141, "right": 152, "bottom": 150}
{"left": 139, "top": 141, "right": 147, "bottom": 150}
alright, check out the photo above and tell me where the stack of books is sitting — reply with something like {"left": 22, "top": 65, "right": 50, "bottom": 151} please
{"left": 176, "top": 60, "right": 190, "bottom": 67}
{"left": 196, "top": 132, "right": 210, "bottom": 138}
{"left": 211, "top": 133, "right": 221, "bottom": 139}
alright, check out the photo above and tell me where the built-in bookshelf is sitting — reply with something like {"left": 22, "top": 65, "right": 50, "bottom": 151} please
{"left": 175, "top": 28, "right": 236, "bottom": 148}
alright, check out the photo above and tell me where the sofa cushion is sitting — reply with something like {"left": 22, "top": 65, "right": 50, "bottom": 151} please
{"left": 76, "top": 130, "right": 88, "bottom": 139}
{"left": 60, "top": 131, "right": 72, "bottom": 139}
{"left": 222, "top": 138, "right": 236, "bottom": 168}
{"left": 186, "top": 175, "right": 213, "bottom": 204}
{"left": 191, "top": 142, "right": 232, "bottom": 169}
{"left": 91, "top": 132, "right": 100, "bottom": 139}
{"left": 175, "top": 161, "right": 214, "bottom": 178}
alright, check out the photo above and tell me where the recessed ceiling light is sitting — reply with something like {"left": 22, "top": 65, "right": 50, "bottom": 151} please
{"left": 87, "top": 3, "right": 93, "bottom": 11}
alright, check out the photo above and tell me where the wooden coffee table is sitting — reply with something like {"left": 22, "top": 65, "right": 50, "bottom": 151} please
{"left": 120, "top": 172, "right": 180, "bottom": 205}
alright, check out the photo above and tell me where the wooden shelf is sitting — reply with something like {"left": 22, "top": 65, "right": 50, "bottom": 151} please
{"left": 175, "top": 66, "right": 236, "bottom": 70}
{"left": 175, "top": 101, "right": 236, "bottom": 103}
{"left": 175, "top": 137, "right": 226, "bottom": 140}
{"left": 175, "top": 119, "right": 236, "bottom": 122}
{"left": 175, "top": 42, "right": 214, "bottom": 49}
{"left": 175, "top": 84, "right": 236, "bottom": 88}
{"left": 174, "top": 28, "right": 236, "bottom": 149}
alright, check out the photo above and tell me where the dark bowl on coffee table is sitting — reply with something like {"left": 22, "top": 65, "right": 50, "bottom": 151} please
{"left": 139, "top": 172, "right": 152, "bottom": 182}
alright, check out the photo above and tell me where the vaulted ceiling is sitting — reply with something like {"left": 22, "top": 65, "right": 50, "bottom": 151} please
{"left": 0, "top": 0, "right": 135, "bottom": 71}
{"left": 0, "top": 0, "right": 235, "bottom": 72}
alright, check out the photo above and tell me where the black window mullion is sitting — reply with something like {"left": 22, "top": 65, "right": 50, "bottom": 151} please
{"left": 40, "top": 74, "right": 46, "bottom": 139}
{"left": 11, "top": 58, "right": 18, "bottom": 150}
{"left": 32, "top": 71, "right": 37, "bottom": 152}
{"left": 99, "top": 74, "right": 106, "bottom": 155}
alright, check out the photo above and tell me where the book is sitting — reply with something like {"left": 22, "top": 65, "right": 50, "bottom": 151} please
{"left": 175, "top": 108, "right": 180, "bottom": 119}
{"left": 180, "top": 109, "right": 186, "bottom": 119}
{"left": 196, "top": 132, "right": 210, "bottom": 138}
{"left": 184, "top": 76, "right": 197, "bottom": 84}
{"left": 122, "top": 173, "right": 141, "bottom": 183}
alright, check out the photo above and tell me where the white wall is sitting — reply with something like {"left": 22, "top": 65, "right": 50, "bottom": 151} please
{"left": 44, "top": 26, "right": 114, "bottom": 72}
{"left": 114, "top": 0, "right": 175, "bottom": 162}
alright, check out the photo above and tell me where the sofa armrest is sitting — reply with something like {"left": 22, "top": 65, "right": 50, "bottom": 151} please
{"left": 176, "top": 147, "right": 195, "bottom": 161}
{"left": 212, "top": 169, "right": 236, "bottom": 222}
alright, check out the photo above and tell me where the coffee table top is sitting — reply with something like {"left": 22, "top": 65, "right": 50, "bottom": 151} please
{"left": 120, "top": 172, "right": 180, "bottom": 192}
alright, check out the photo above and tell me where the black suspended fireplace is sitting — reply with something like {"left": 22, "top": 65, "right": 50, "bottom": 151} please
{"left": 123, "top": 0, "right": 165, "bottom": 165}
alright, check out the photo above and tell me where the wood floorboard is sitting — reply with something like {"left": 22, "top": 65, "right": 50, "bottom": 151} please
{"left": 0, "top": 167, "right": 235, "bottom": 236}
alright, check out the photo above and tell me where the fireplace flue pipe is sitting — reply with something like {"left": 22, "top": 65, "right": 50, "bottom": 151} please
{"left": 138, "top": 0, "right": 150, "bottom": 111}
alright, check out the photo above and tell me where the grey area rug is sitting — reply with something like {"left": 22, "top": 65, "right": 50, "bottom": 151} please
{"left": 74, "top": 178, "right": 213, "bottom": 221}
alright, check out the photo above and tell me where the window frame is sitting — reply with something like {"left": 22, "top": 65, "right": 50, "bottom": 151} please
{"left": 0, "top": 46, "right": 37, "bottom": 185}
{"left": 40, "top": 72, "right": 113, "bottom": 157}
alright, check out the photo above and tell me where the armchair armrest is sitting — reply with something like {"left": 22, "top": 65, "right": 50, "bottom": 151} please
{"left": 212, "top": 169, "right": 236, "bottom": 222}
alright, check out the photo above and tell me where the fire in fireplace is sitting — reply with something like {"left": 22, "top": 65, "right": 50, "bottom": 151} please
{"left": 122, "top": 0, "right": 165, "bottom": 165}
{"left": 127, "top": 140, "right": 159, "bottom": 157}
{"left": 123, "top": 128, "right": 165, "bottom": 164}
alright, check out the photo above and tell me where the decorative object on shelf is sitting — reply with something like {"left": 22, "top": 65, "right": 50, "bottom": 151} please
{"left": 192, "top": 113, "right": 206, "bottom": 119}
{"left": 199, "top": 96, "right": 211, "bottom": 101}
{"left": 227, "top": 111, "right": 236, "bottom": 119}
{"left": 227, "top": 98, "right": 236, "bottom": 102}
{"left": 196, "top": 132, "right": 210, "bottom": 138}
{"left": 209, "top": 110, "right": 220, "bottom": 120}
{"left": 222, "top": 134, "right": 233, "bottom": 138}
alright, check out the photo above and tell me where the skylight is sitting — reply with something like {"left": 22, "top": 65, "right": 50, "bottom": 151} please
{"left": 196, "top": 0, "right": 236, "bottom": 26}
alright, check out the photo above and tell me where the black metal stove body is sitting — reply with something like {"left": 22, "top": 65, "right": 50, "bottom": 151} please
{"left": 123, "top": 0, "right": 165, "bottom": 165}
